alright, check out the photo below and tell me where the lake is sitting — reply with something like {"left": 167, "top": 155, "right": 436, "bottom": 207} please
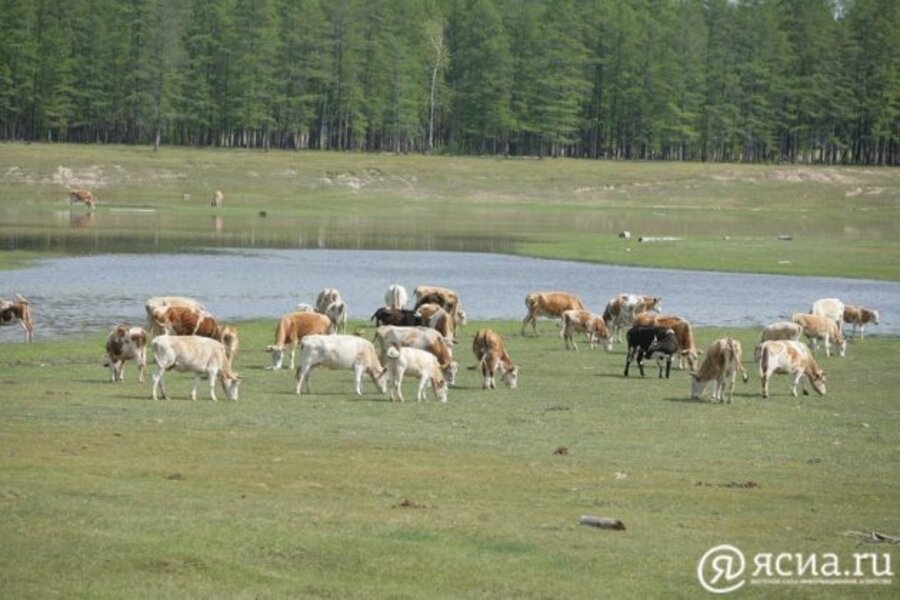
{"left": 1, "top": 248, "right": 896, "bottom": 341}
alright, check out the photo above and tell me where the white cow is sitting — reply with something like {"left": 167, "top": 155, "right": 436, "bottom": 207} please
{"left": 384, "top": 284, "right": 408, "bottom": 310}
{"left": 295, "top": 334, "right": 387, "bottom": 396}
{"left": 374, "top": 325, "right": 458, "bottom": 385}
{"left": 811, "top": 298, "right": 845, "bottom": 332}
{"left": 384, "top": 346, "right": 448, "bottom": 403}
{"left": 151, "top": 335, "right": 241, "bottom": 401}
{"left": 757, "top": 340, "right": 826, "bottom": 399}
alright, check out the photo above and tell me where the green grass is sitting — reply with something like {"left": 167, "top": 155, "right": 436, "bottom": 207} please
{"left": 1, "top": 321, "right": 897, "bottom": 598}
{"left": 1, "top": 143, "right": 898, "bottom": 280}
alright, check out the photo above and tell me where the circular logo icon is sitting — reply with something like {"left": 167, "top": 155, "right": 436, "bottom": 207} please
{"left": 697, "top": 544, "right": 747, "bottom": 594}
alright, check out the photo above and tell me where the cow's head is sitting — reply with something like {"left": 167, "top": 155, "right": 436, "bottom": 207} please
{"left": 501, "top": 364, "right": 519, "bottom": 389}
{"left": 223, "top": 374, "right": 241, "bottom": 401}
{"left": 690, "top": 374, "right": 708, "bottom": 400}
{"left": 442, "top": 361, "right": 459, "bottom": 386}
{"left": 808, "top": 369, "right": 827, "bottom": 396}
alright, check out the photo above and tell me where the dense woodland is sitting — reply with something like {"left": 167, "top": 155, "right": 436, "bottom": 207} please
{"left": 0, "top": 0, "right": 897, "bottom": 164}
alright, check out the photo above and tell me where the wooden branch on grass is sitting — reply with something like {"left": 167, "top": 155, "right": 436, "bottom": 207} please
{"left": 580, "top": 516, "right": 626, "bottom": 530}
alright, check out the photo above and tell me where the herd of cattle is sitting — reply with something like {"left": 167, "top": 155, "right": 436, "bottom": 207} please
{"left": 0, "top": 286, "right": 882, "bottom": 404}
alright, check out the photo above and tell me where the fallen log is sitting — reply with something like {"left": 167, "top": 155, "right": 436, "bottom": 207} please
{"left": 580, "top": 515, "right": 626, "bottom": 530}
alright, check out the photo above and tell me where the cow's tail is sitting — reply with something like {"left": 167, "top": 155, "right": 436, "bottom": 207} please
{"left": 14, "top": 293, "right": 29, "bottom": 305}
{"left": 759, "top": 344, "right": 770, "bottom": 377}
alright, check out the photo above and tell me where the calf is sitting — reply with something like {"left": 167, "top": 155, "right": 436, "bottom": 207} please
{"left": 151, "top": 335, "right": 241, "bottom": 401}
{"left": 0, "top": 294, "right": 34, "bottom": 342}
{"left": 792, "top": 313, "right": 847, "bottom": 358}
{"left": 561, "top": 309, "right": 612, "bottom": 351}
{"left": 371, "top": 307, "right": 425, "bottom": 328}
{"left": 295, "top": 334, "right": 387, "bottom": 396}
{"left": 623, "top": 326, "right": 678, "bottom": 378}
{"left": 374, "top": 325, "right": 457, "bottom": 385}
{"left": 266, "top": 310, "right": 333, "bottom": 370}
{"left": 757, "top": 340, "right": 826, "bottom": 399}
{"left": 384, "top": 346, "right": 448, "bottom": 403}
{"left": 69, "top": 188, "right": 96, "bottom": 210}
{"left": 104, "top": 325, "right": 148, "bottom": 383}
{"left": 472, "top": 329, "right": 519, "bottom": 389}
{"left": 631, "top": 313, "right": 700, "bottom": 370}
{"left": 760, "top": 321, "right": 802, "bottom": 343}
{"left": 843, "top": 304, "right": 879, "bottom": 339}
{"left": 603, "top": 294, "right": 661, "bottom": 343}
{"left": 384, "top": 284, "right": 408, "bottom": 310}
{"left": 521, "top": 291, "right": 585, "bottom": 336}
{"left": 690, "top": 338, "right": 748, "bottom": 403}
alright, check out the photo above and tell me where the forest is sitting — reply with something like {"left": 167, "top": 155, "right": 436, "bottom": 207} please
{"left": 0, "top": 0, "right": 897, "bottom": 164}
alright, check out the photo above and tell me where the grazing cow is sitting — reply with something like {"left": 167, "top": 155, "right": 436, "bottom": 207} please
{"left": 757, "top": 340, "right": 826, "bottom": 399}
{"left": 417, "top": 302, "right": 456, "bottom": 343}
{"left": 150, "top": 306, "right": 229, "bottom": 342}
{"left": 843, "top": 304, "right": 879, "bottom": 339}
{"left": 315, "top": 288, "right": 342, "bottom": 313}
{"left": 603, "top": 294, "right": 662, "bottom": 343}
{"left": 520, "top": 291, "right": 585, "bottom": 336}
{"left": 104, "top": 325, "right": 148, "bottom": 383}
{"left": 0, "top": 294, "right": 34, "bottom": 342}
{"left": 374, "top": 325, "right": 457, "bottom": 385}
{"left": 220, "top": 325, "right": 239, "bottom": 363}
{"left": 760, "top": 321, "right": 802, "bottom": 343}
{"left": 623, "top": 326, "right": 678, "bottom": 378}
{"left": 792, "top": 313, "right": 847, "bottom": 358}
{"left": 472, "top": 329, "right": 519, "bottom": 389}
{"left": 811, "top": 298, "right": 844, "bottom": 332}
{"left": 266, "top": 310, "right": 333, "bottom": 370}
{"left": 384, "top": 284, "right": 408, "bottom": 310}
{"left": 371, "top": 307, "right": 425, "bottom": 328}
{"left": 69, "top": 188, "right": 95, "bottom": 210}
{"left": 413, "top": 285, "right": 464, "bottom": 326}
{"left": 211, "top": 189, "right": 224, "bottom": 207}
{"left": 631, "top": 313, "right": 700, "bottom": 370}
{"left": 320, "top": 300, "right": 348, "bottom": 334}
{"left": 151, "top": 335, "right": 241, "bottom": 401}
{"left": 690, "top": 338, "right": 749, "bottom": 403}
{"left": 384, "top": 346, "right": 448, "bottom": 403}
{"left": 145, "top": 296, "right": 206, "bottom": 334}
{"left": 295, "top": 334, "right": 387, "bottom": 396}
{"left": 561, "top": 309, "right": 612, "bottom": 351}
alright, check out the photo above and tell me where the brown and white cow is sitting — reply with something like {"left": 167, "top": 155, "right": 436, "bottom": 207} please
{"left": 266, "top": 310, "right": 333, "bottom": 370}
{"left": 472, "top": 329, "right": 518, "bottom": 389}
{"left": 374, "top": 325, "right": 458, "bottom": 385}
{"left": 520, "top": 291, "right": 585, "bottom": 336}
{"left": 561, "top": 309, "right": 612, "bottom": 351}
{"left": 792, "top": 313, "right": 847, "bottom": 358}
{"left": 150, "top": 306, "right": 228, "bottom": 341}
{"left": 811, "top": 298, "right": 845, "bottom": 332}
{"left": 843, "top": 304, "right": 879, "bottom": 339}
{"left": 757, "top": 340, "right": 826, "bottom": 399}
{"left": 417, "top": 302, "right": 456, "bottom": 343}
{"left": 151, "top": 335, "right": 240, "bottom": 402}
{"left": 145, "top": 296, "right": 206, "bottom": 334}
{"left": 690, "top": 338, "right": 748, "bottom": 403}
{"left": 760, "top": 321, "right": 802, "bottom": 343}
{"left": 602, "top": 294, "right": 662, "bottom": 343}
{"left": 631, "top": 313, "right": 701, "bottom": 370}
{"left": 0, "top": 294, "right": 34, "bottom": 342}
{"left": 104, "top": 325, "right": 148, "bottom": 383}
{"left": 211, "top": 189, "right": 224, "bottom": 207}
{"left": 413, "top": 285, "right": 465, "bottom": 326}
{"left": 69, "top": 188, "right": 96, "bottom": 210}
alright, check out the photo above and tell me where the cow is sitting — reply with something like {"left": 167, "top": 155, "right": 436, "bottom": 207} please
{"left": 792, "top": 313, "right": 847, "bottom": 358}
{"left": 811, "top": 298, "right": 845, "bottom": 332}
{"left": 0, "top": 294, "right": 34, "bottom": 342}
{"left": 69, "top": 188, "right": 95, "bottom": 210}
{"left": 294, "top": 334, "right": 387, "bottom": 396}
{"left": 843, "top": 304, "right": 879, "bottom": 339}
{"left": 384, "top": 284, "right": 408, "bottom": 310}
{"left": 631, "top": 313, "right": 700, "bottom": 370}
{"left": 472, "top": 329, "right": 518, "bottom": 389}
{"left": 315, "top": 288, "right": 342, "bottom": 313}
{"left": 104, "top": 325, "right": 148, "bottom": 383}
{"left": 220, "top": 325, "right": 240, "bottom": 363}
{"left": 371, "top": 307, "right": 425, "bottom": 328}
{"left": 320, "top": 300, "right": 348, "bottom": 334}
{"left": 690, "top": 338, "right": 749, "bottom": 403}
{"left": 145, "top": 296, "right": 206, "bottom": 334}
{"left": 266, "top": 310, "right": 333, "bottom": 370}
{"left": 211, "top": 189, "right": 224, "bottom": 207}
{"left": 417, "top": 302, "right": 456, "bottom": 343}
{"left": 757, "top": 340, "right": 826, "bottom": 399}
{"left": 520, "top": 291, "right": 585, "bottom": 336}
{"left": 413, "top": 285, "right": 464, "bottom": 326}
{"left": 603, "top": 294, "right": 662, "bottom": 343}
{"left": 760, "top": 321, "right": 802, "bottom": 343}
{"left": 150, "top": 335, "right": 241, "bottom": 402}
{"left": 623, "top": 326, "right": 678, "bottom": 379}
{"left": 561, "top": 309, "right": 612, "bottom": 351}
{"left": 384, "top": 346, "right": 448, "bottom": 403}
{"left": 374, "top": 325, "right": 457, "bottom": 385}
{"left": 149, "top": 306, "right": 229, "bottom": 343}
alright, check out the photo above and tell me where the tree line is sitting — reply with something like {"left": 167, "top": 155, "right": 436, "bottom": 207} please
{"left": 1, "top": 0, "right": 897, "bottom": 164}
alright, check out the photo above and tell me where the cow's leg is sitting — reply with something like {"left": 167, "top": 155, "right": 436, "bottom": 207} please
{"left": 623, "top": 347, "right": 635, "bottom": 377}
{"left": 353, "top": 363, "right": 365, "bottom": 396}
{"left": 137, "top": 350, "right": 146, "bottom": 383}
{"left": 295, "top": 365, "right": 312, "bottom": 394}
{"left": 152, "top": 368, "right": 167, "bottom": 401}
{"left": 207, "top": 370, "right": 220, "bottom": 402}
{"left": 636, "top": 349, "right": 647, "bottom": 377}
{"left": 288, "top": 344, "right": 297, "bottom": 371}
{"left": 823, "top": 335, "right": 831, "bottom": 357}
{"left": 520, "top": 312, "right": 533, "bottom": 336}
{"left": 416, "top": 375, "right": 429, "bottom": 402}
{"left": 790, "top": 370, "right": 804, "bottom": 397}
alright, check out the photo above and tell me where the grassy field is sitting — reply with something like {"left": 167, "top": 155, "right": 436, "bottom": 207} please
{"left": 1, "top": 143, "right": 899, "bottom": 280}
{"left": 1, "top": 320, "right": 898, "bottom": 598}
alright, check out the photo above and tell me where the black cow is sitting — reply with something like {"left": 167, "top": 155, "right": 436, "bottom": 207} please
{"left": 624, "top": 326, "right": 678, "bottom": 378}
{"left": 370, "top": 307, "right": 424, "bottom": 327}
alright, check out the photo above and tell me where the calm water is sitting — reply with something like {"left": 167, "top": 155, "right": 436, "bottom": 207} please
{"left": 1, "top": 248, "right": 897, "bottom": 341}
